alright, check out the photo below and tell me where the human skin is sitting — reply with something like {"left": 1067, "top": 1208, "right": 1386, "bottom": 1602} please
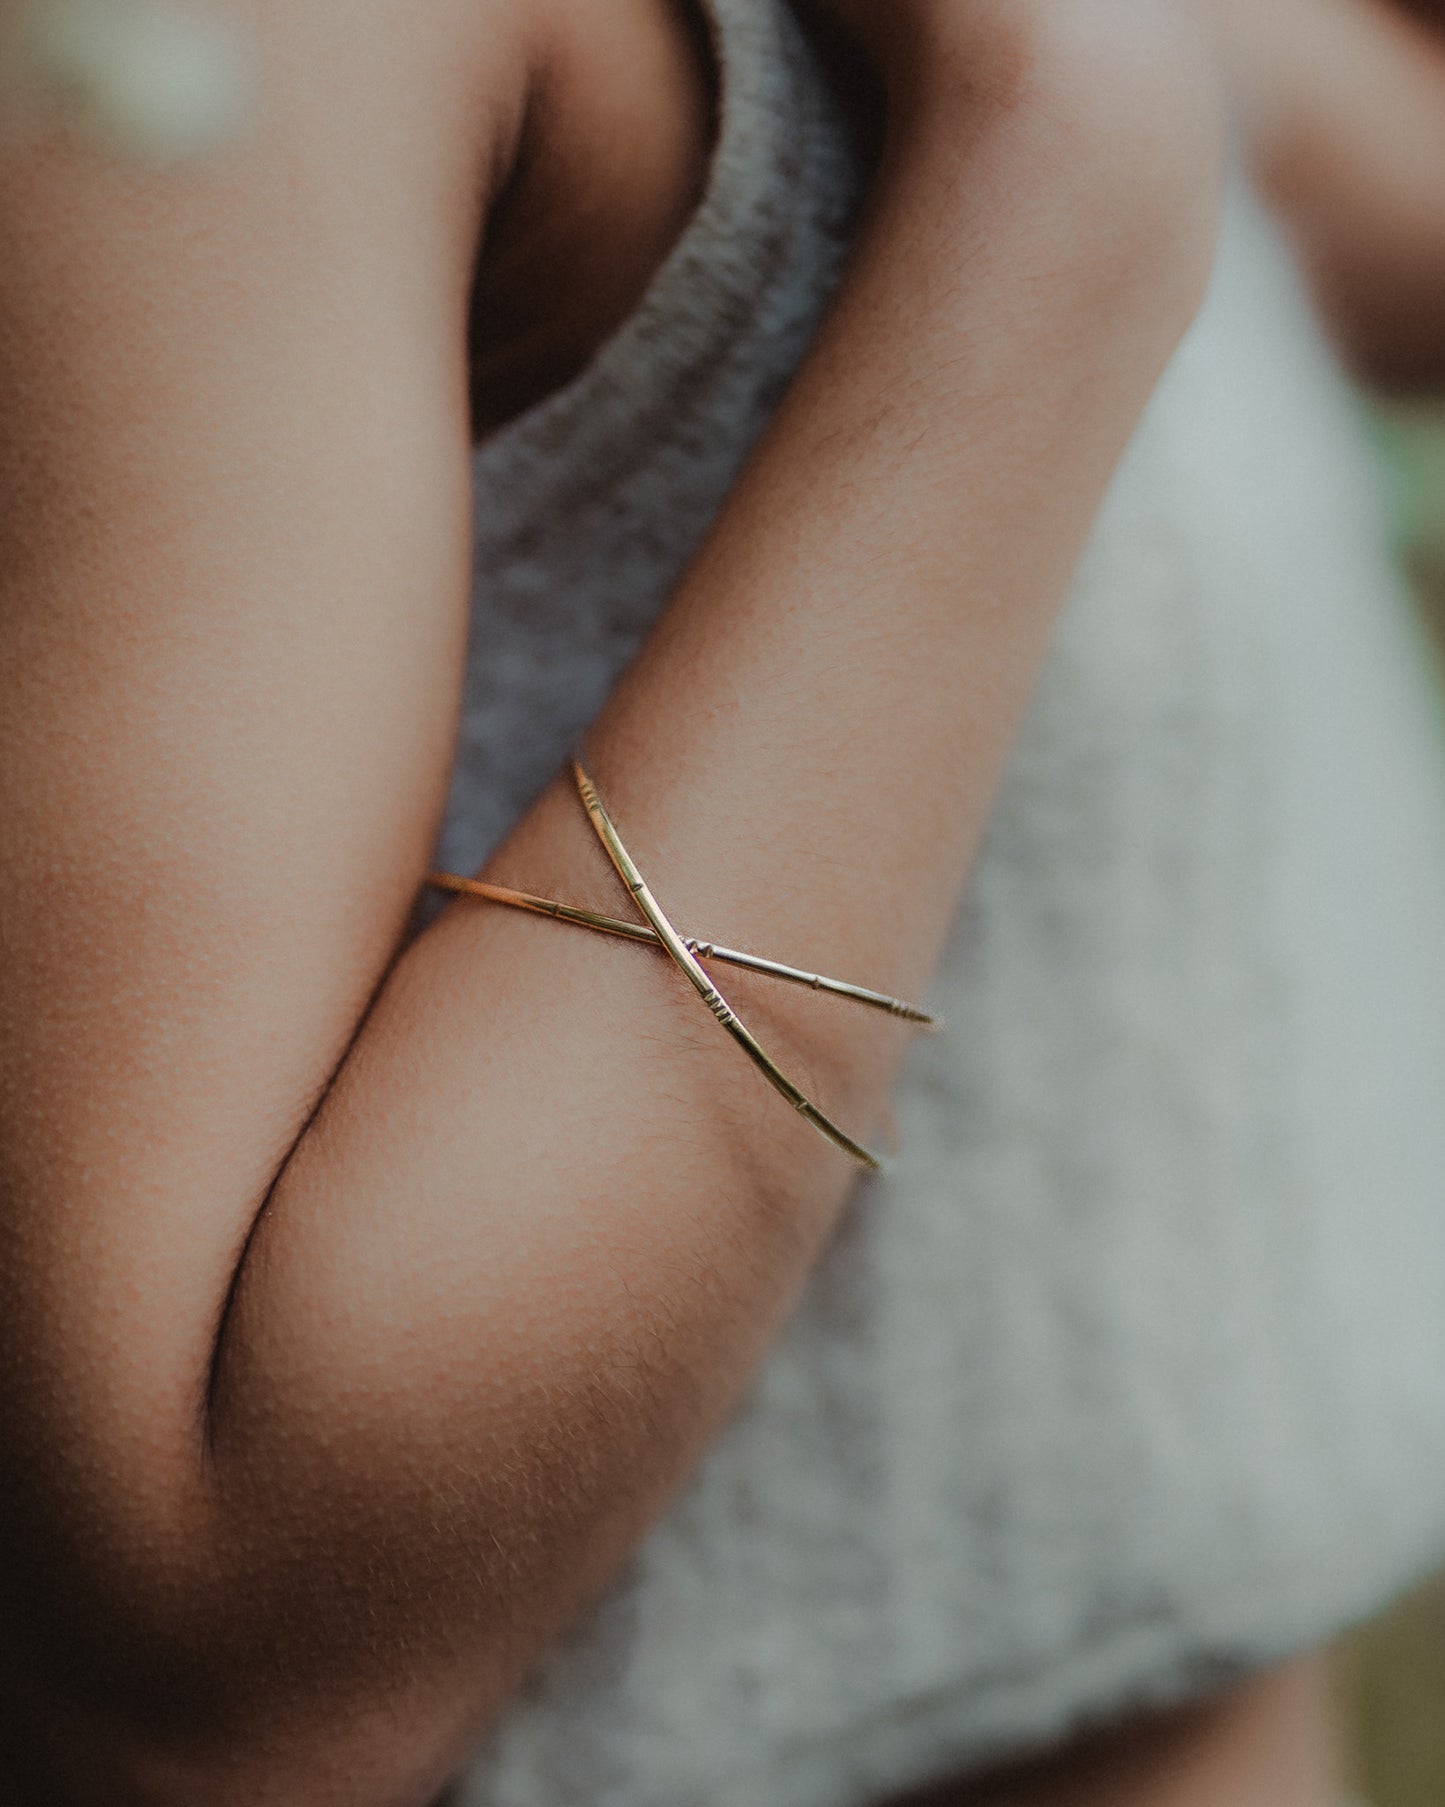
{"left": 1215, "top": 0, "right": 1445, "bottom": 385}
{"left": 0, "top": 0, "right": 1322, "bottom": 1800}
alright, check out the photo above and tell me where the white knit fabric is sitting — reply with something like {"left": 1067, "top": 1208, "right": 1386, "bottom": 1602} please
{"left": 448, "top": 1, "right": 1445, "bottom": 1801}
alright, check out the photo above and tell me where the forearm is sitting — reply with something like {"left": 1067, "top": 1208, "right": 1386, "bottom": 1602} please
{"left": 0, "top": 5, "right": 1221, "bottom": 1797}
{"left": 1218, "top": 0, "right": 1445, "bottom": 386}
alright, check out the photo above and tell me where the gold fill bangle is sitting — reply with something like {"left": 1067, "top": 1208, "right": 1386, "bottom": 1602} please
{"left": 426, "top": 762, "right": 939, "bottom": 1171}
{"left": 424, "top": 874, "right": 938, "bottom": 1030}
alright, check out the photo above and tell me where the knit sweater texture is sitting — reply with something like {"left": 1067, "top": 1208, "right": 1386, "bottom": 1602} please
{"left": 445, "top": 2, "right": 1445, "bottom": 1800}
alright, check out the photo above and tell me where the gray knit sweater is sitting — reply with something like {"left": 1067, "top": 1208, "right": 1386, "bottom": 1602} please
{"left": 446, "top": 2, "right": 1445, "bottom": 1802}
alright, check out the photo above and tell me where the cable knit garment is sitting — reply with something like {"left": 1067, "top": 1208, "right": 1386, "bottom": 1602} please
{"left": 446, "top": 2, "right": 1445, "bottom": 1802}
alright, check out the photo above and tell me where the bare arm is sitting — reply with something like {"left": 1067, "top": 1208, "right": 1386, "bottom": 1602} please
{"left": 1217, "top": 0, "right": 1445, "bottom": 386}
{"left": 0, "top": 2, "right": 1221, "bottom": 1799}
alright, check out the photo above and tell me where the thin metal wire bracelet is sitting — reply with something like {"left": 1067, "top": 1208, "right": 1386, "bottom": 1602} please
{"left": 425, "top": 872, "right": 938, "bottom": 1031}
{"left": 569, "top": 760, "right": 885, "bottom": 1171}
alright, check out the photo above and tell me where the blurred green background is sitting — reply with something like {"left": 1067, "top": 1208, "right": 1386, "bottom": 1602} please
{"left": 1343, "top": 1571, "right": 1445, "bottom": 1806}
{"left": 1338, "top": 399, "right": 1445, "bottom": 1807}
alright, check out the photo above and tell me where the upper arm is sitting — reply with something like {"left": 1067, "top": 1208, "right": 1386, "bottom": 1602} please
{"left": 0, "top": 0, "right": 527, "bottom": 1715}
{"left": 1219, "top": 0, "right": 1445, "bottom": 383}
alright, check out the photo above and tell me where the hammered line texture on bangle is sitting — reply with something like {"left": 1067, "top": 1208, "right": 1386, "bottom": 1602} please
{"left": 425, "top": 872, "right": 938, "bottom": 1030}
{"left": 571, "top": 760, "right": 883, "bottom": 1171}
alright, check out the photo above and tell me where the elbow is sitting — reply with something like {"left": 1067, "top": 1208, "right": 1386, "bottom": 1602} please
{"left": 9, "top": 1701, "right": 472, "bottom": 1807}
{"left": 3, "top": 1611, "right": 479, "bottom": 1807}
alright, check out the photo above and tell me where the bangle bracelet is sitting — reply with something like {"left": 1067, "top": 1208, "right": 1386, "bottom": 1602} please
{"left": 426, "top": 761, "right": 938, "bottom": 1172}
{"left": 424, "top": 874, "right": 938, "bottom": 1030}
{"left": 570, "top": 761, "right": 884, "bottom": 1170}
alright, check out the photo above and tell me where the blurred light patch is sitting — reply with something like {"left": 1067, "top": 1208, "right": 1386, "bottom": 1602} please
{"left": 3, "top": 0, "right": 253, "bottom": 159}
